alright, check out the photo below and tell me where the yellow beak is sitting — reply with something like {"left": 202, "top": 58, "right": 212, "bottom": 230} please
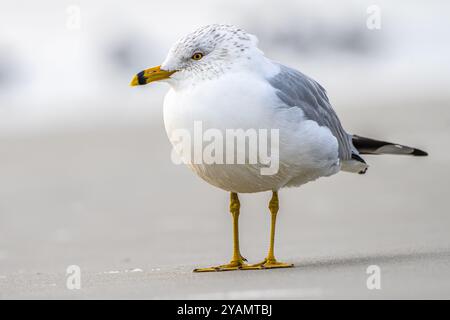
{"left": 130, "top": 66, "right": 176, "bottom": 86}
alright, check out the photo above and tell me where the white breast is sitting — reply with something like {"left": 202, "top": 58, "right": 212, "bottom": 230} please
{"left": 163, "top": 71, "right": 340, "bottom": 193}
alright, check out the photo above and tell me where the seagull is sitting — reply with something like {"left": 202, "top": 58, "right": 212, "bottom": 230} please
{"left": 130, "top": 24, "right": 427, "bottom": 272}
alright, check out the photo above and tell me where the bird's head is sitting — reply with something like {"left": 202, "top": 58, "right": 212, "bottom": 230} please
{"left": 130, "top": 24, "right": 262, "bottom": 88}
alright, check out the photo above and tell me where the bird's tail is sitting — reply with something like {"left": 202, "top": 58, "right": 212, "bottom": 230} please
{"left": 341, "top": 135, "right": 427, "bottom": 174}
{"left": 352, "top": 135, "right": 428, "bottom": 156}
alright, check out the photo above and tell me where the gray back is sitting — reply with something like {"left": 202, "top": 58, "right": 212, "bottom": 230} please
{"left": 268, "top": 64, "right": 353, "bottom": 160}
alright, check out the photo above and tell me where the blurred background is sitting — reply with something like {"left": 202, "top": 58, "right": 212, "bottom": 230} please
{"left": 1, "top": 0, "right": 449, "bottom": 298}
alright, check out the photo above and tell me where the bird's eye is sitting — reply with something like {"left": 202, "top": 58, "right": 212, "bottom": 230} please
{"left": 191, "top": 52, "right": 204, "bottom": 60}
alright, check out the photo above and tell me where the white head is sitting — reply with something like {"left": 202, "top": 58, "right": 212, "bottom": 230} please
{"left": 130, "top": 24, "right": 264, "bottom": 88}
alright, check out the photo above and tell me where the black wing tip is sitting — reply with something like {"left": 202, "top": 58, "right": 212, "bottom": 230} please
{"left": 412, "top": 148, "right": 428, "bottom": 156}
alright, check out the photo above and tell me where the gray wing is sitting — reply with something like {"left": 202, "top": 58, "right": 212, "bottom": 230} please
{"left": 268, "top": 63, "right": 353, "bottom": 161}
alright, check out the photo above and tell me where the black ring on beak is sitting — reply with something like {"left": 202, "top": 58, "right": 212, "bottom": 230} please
{"left": 137, "top": 71, "right": 146, "bottom": 85}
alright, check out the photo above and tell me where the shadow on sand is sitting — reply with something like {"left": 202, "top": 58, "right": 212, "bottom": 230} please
{"left": 292, "top": 248, "right": 450, "bottom": 270}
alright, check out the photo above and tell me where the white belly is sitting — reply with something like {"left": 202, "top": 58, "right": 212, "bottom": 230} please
{"left": 163, "top": 72, "right": 340, "bottom": 193}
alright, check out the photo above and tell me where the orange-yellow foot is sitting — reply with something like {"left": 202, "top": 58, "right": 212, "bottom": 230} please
{"left": 248, "top": 258, "right": 293, "bottom": 270}
{"left": 193, "top": 257, "right": 250, "bottom": 272}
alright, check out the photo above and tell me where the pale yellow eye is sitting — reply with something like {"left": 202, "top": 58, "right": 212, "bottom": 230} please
{"left": 191, "top": 52, "right": 204, "bottom": 60}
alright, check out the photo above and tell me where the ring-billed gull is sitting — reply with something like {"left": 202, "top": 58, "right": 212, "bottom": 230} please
{"left": 130, "top": 24, "right": 427, "bottom": 272}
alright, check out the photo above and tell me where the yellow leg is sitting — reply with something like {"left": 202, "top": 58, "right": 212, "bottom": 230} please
{"left": 249, "top": 191, "right": 293, "bottom": 269}
{"left": 194, "top": 192, "right": 249, "bottom": 272}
